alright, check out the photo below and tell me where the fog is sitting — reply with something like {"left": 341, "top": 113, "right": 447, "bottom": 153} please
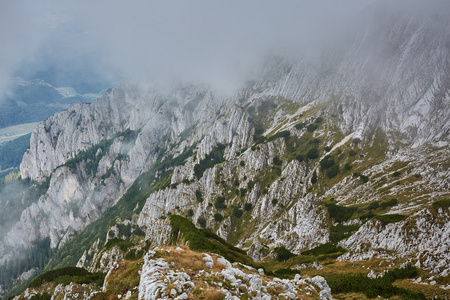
{"left": 0, "top": 0, "right": 379, "bottom": 101}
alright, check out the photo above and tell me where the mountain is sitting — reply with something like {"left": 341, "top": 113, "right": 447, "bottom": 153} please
{"left": 1, "top": 1, "right": 450, "bottom": 299}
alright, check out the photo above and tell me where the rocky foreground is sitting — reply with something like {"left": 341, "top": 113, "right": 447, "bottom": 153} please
{"left": 15, "top": 246, "right": 332, "bottom": 300}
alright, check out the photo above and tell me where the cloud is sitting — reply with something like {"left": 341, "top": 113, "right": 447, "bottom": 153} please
{"left": 0, "top": 0, "right": 376, "bottom": 101}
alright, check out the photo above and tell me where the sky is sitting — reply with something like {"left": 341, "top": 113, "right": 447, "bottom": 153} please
{"left": 0, "top": 0, "right": 377, "bottom": 101}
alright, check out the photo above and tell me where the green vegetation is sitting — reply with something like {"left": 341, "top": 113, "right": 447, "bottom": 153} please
{"left": 325, "top": 164, "right": 340, "bottom": 179}
{"left": 194, "top": 144, "right": 225, "bottom": 179}
{"left": 311, "top": 171, "right": 318, "bottom": 184}
{"left": 214, "top": 196, "right": 227, "bottom": 209}
{"left": 28, "top": 266, "right": 105, "bottom": 289}
{"left": 301, "top": 242, "right": 346, "bottom": 256}
{"left": 306, "top": 148, "right": 319, "bottom": 159}
{"left": 214, "top": 213, "right": 224, "bottom": 222}
{"left": 326, "top": 265, "right": 423, "bottom": 299}
{"left": 326, "top": 203, "right": 356, "bottom": 223}
{"left": 380, "top": 198, "right": 397, "bottom": 210}
{"left": 169, "top": 215, "right": 251, "bottom": 264}
{"left": 320, "top": 155, "right": 335, "bottom": 169}
{"left": 104, "top": 238, "right": 134, "bottom": 252}
{"left": 374, "top": 214, "right": 406, "bottom": 225}
{"left": 329, "top": 223, "right": 360, "bottom": 244}
{"left": 307, "top": 123, "right": 318, "bottom": 132}
{"left": 247, "top": 180, "right": 255, "bottom": 191}
{"left": 195, "top": 190, "right": 204, "bottom": 203}
{"left": 273, "top": 156, "right": 282, "bottom": 166}
{"left": 232, "top": 207, "right": 243, "bottom": 218}
{"left": 244, "top": 203, "right": 253, "bottom": 211}
{"left": 274, "top": 246, "right": 296, "bottom": 262}
{"left": 197, "top": 217, "right": 207, "bottom": 228}
{"left": 29, "top": 293, "right": 51, "bottom": 300}
{"left": 432, "top": 199, "right": 450, "bottom": 211}
{"left": 267, "top": 130, "right": 290, "bottom": 142}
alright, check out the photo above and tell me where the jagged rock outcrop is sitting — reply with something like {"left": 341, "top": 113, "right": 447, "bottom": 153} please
{"left": 338, "top": 206, "right": 450, "bottom": 275}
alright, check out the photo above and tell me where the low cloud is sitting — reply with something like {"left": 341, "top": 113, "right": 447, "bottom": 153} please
{"left": 1, "top": 0, "right": 376, "bottom": 101}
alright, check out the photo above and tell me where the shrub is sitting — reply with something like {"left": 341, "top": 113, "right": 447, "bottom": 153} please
{"left": 268, "top": 130, "right": 291, "bottom": 142}
{"left": 301, "top": 242, "right": 346, "bottom": 256}
{"left": 244, "top": 203, "right": 253, "bottom": 211}
{"left": 214, "top": 213, "right": 224, "bottom": 222}
{"left": 195, "top": 190, "right": 203, "bottom": 203}
{"left": 392, "top": 171, "right": 401, "bottom": 177}
{"left": 380, "top": 198, "right": 397, "bottom": 209}
{"left": 344, "top": 162, "right": 352, "bottom": 170}
{"left": 352, "top": 138, "right": 361, "bottom": 145}
{"left": 315, "top": 117, "right": 323, "bottom": 123}
{"left": 254, "top": 126, "right": 264, "bottom": 135}
{"left": 359, "top": 174, "right": 369, "bottom": 183}
{"left": 306, "top": 123, "right": 318, "bottom": 132}
{"left": 187, "top": 209, "right": 194, "bottom": 217}
{"left": 214, "top": 197, "right": 227, "bottom": 209}
{"left": 368, "top": 201, "right": 379, "bottom": 210}
{"left": 325, "top": 265, "right": 423, "bottom": 299}
{"left": 233, "top": 207, "right": 243, "bottom": 218}
{"left": 374, "top": 214, "right": 406, "bottom": 225}
{"left": 349, "top": 149, "right": 357, "bottom": 156}
{"left": 329, "top": 223, "right": 360, "bottom": 243}
{"left": 326, "top": 164, "right": 340, "bottom": 179}
{"left": 294, "top": 122, "right": 305, "bottom": 130}
{"left": 311, "top": 171, "right": 318, "bottom": 184}
{"left": 30, "top": 294, "right": 51, "bottom": 300}
{"left": 320, "top": 155, "right": 335, "bottom": 169}
{"left": 296, "top": 154, "right": 304, "bottom": 162}
{"left": 432, "top": 199, "right": 450, "bottom": 210}
{"left": 234, "top": 179, "right": 239, "bottom": 186}
{"left": 29, "top": 267, "right": 105, "bottom": 288}
{"left": 193, "top": 144, "right": 225, "bottom": 179}
{"left": 247, "top": 180, "right": 255, "bottom": 191}
{"left": 197, "top": 217, "right": 207, "bottom": 228}
{"left": 273, "top": 156, "right": 282, "bottom": 166}
{"left": 324, "top": 146, "right": 331, "bottom": 152}
{"left": 240, "top": 161, "right": 245, "bottom": 167}
{"left": 240, "top": 188, "right": 247, "bottom": 197}
{"left": 275, "top": 247, "right": 295, "bottom": 261}
{"left": 326, "top": 203, "right": 356, "bottom": 223}
{"left": 105, "top": 238, "right": 134, "bottom": 252}
{"left": 306, "top": 148, "right": 319, "bottom": 159}
{"left": 262, "top": 188, "right": 268, "bottom": 194}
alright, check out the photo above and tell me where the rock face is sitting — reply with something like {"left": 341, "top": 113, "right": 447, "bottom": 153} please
{"left": 136, "top": 247, "right": 332, "bottom": 300}
{"left": 338, "top": 207, "right": 450, "bottom": 276}
{"left": 2, "top": 2, "right": 450, "bottom": 295}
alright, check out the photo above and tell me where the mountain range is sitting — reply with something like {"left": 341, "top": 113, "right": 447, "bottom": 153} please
{"left": 1, "top": 1, "right": 449, "bottom": 299}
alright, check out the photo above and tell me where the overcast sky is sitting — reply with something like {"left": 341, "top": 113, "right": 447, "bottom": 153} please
{"left": 0, "top": 1, "right": 378, "bottom": 100}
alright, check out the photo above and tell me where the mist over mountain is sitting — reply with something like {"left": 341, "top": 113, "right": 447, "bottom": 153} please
{"left": 1, "top": 1, "right": 450, "bottom": 299}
